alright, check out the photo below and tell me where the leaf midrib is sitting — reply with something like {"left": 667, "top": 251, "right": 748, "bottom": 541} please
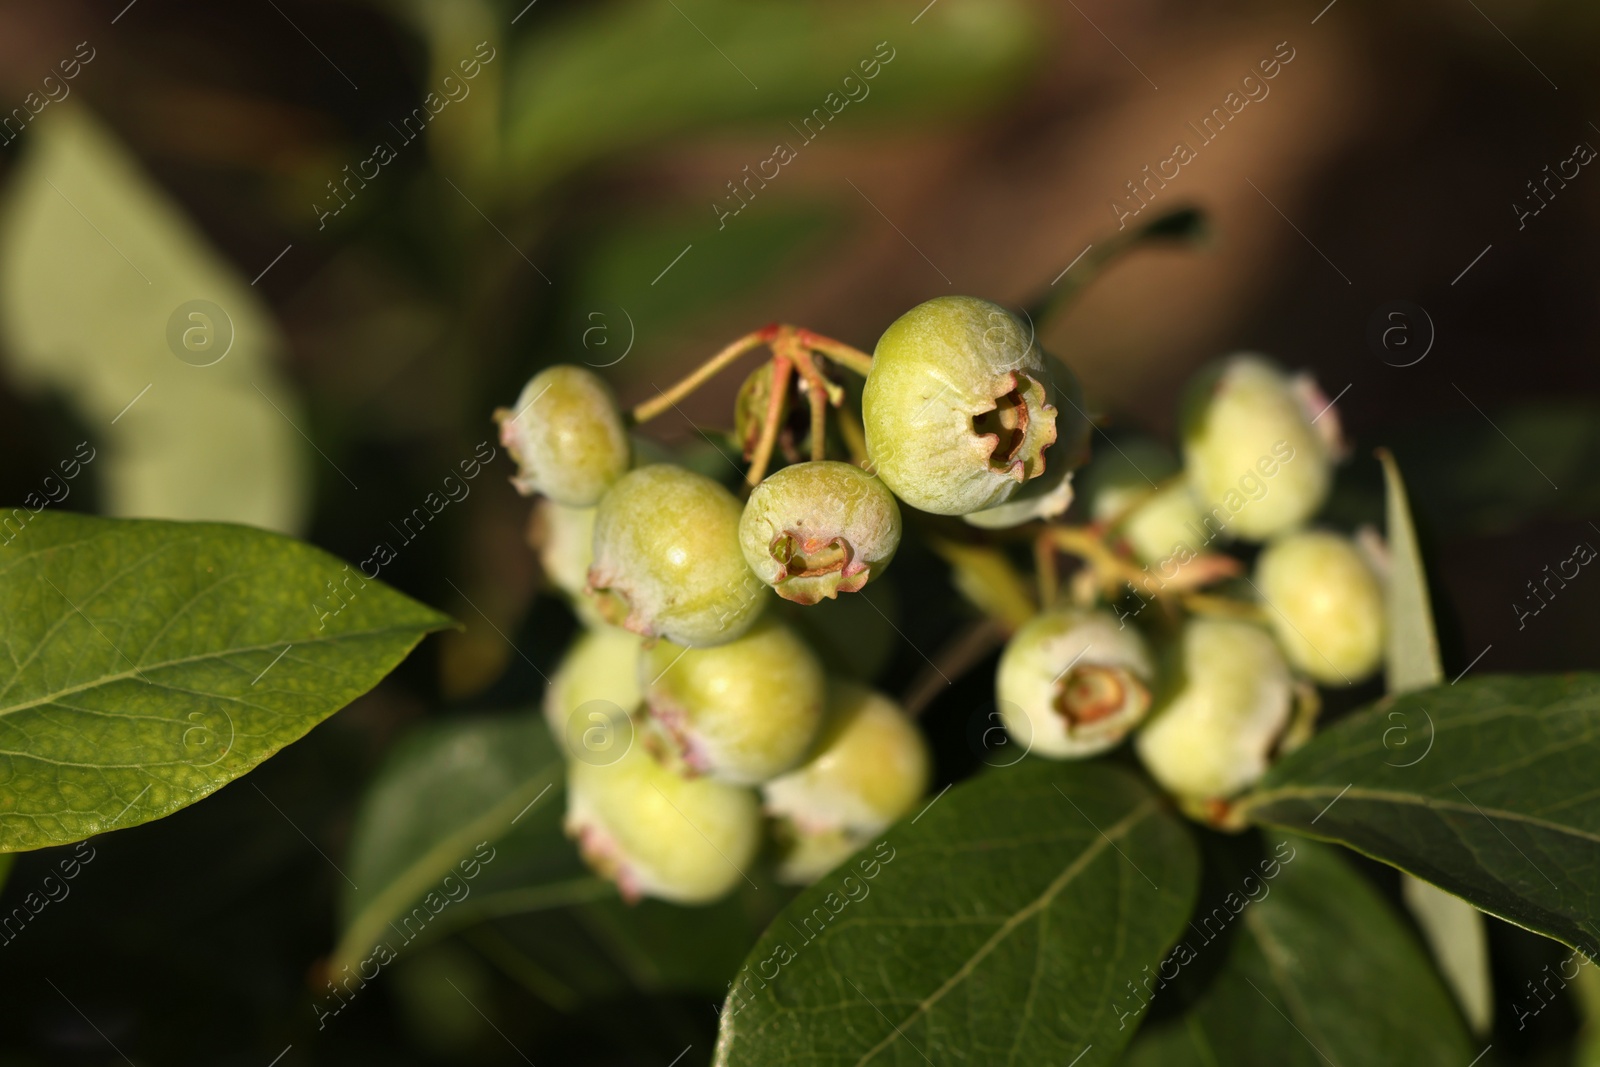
{"left": 0, "top": 622, "right": 440, "bottom": 723}
{"left": 850, "top": 796, "right": 1159, "bottom": 1066}
{"left": 330, "top": 760, "right": 566, "bottom": 973}
{"left": 1241, "top": 785, "right": 1600, "bottom": 846}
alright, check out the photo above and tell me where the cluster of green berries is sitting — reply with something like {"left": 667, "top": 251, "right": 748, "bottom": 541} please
{"left": 1006, "top": 352, "right": 1386, "bottom": 817}
{"left": 502, "top": 292, "right": 1383, "bottom": 902}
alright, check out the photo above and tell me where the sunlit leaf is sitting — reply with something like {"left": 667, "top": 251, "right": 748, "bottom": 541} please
{"left": 0, "top": 512, "right": 451, "bottom": 852}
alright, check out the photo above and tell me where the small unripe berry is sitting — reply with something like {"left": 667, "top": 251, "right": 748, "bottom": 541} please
{"left": 739, "top": 461, "right": 901, "bottom": 604}
{"left": 496, "top": 365, "right": 629, "bottom": 506}
{"left": 734, "top": 361, "right": 789, "bottom": 460}
{"left": 1118, "top": 482, "right": 1207, "bottom": 566}
{"left": 1079, "top": 438, "right": 1180, "bottom": 524}
{"left": 763, "top": 683, "right": 930, "bottom": 882}
{"left": 544, "top": 626, "right": 643, "bottom": 748}
{"left": 1254, "top": 530, "right": 1385, "bottom": 685}
{"left": 530, "top": 498, "right": 607, "bottom": 627}
{"left": 566, "top": 745, "right": 761, "bottom": 904}
{"left": 996, "top": 609, "right": 1154, "bottom": 758}
{"left": 587, "top": 464, "right": 767, "bottom": 647}
{"left": 640, "top": 617, "right": 825, "bottom": 784}
{"left": 1135, "top": 619, "right": 1294, "bottom": 801}
{"left": 1180, "top": 354, "right": 1334, "bottom": 541}
{"left": 863, "top": 296, "right": 1066, "bottom": 516}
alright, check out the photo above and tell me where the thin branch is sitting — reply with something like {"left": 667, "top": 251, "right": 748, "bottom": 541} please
{"left": 632, "top": 325, "right": 777, "bottom": 424}
{"left": 1034, "top": 530, "right": 1059, "bottom": 611}
{"left": 837, "top": 400, "right": 869, "bottom": 467}
{"left": 799, "top": 329, "right": 874, "bottom": 378}
{"left": 746, "top": 351, "right": 793, "bottom": 486}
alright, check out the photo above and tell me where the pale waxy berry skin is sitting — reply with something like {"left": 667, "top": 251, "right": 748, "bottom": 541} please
{"left": 762, "top": 683, "right": 931, "bottom": 883}
{"left": 1118, "top": 482, "right": 1207, "bottom": 566}
{"left": 587, "top": 465, "right": 767, "bottom": 648}
{"left": 1255, "top": 530, "right": 1385, "bottom": 685}
{"left": 565, "top": 744, "right": 761, "bottom": 905}
{"left": 1135, "top": 619, "right": 1294, "bottom": 801}
{"left": 1080, "top": 438, "right": 1180, "bottom": 525}
{"left": 639, "top": 617, "right": 825, "bottom": 785}
{"left": 543, "top": 625, "right": 643, "bottom": 745}
{"left": 863, "top": 296, "right": 1064, "bottom": 516}
{"left": 531, "top": 498, "right": 606, "bottom": 627}
{"left": 496, "top": 365, "right": 630, "bottom": 506}
{"left": 738, "top": 461, "right": 901, "bottom": 604}
{"left": 1180, "top": 354, "right": 1333, "bottom": 542}
{"left": 996, "top": 609, "right": 1154, "bottom": 758}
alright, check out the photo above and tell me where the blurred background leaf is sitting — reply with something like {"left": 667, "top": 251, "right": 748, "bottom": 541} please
{"left": 0, "top": 107, "right": 308, "bottom": 532}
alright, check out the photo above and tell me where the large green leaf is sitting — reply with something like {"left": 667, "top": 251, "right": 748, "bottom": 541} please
{"left": 712, "top": 760, "right": 1198, "bottom": 1066}
{"left": 1124, "top": 836, "right": 1475, "bottom": 1065}
{"left": 0, "top": 512, "right": 451, "bottom": 852}
{"left": 333, "top": 714, "right": 601, "bottom": 975}
{"left": 1238, "top": 674, "right": 1600, "bottom": 956}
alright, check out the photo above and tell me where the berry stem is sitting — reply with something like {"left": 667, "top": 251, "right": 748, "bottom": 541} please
{"left": 1034, "top": 530, "right": 1059, "bottom": 610}
{"left": 1181, "top": 592, "right": 1269, "bottom": 623}
{"left": 786, "top": 341, "right": 836, "bottom": 464}
{"left": 1048, "top": 525, "right": 1158, "bottom": 603}
{"left": 902, "top": 617, "right": 1009, "bottom": 717}
{"left": 806, "top": 383, "right": 827, "bottom": 461}
{"left": 632, "top": 326, "right": 778, "bottom": 425}
{"left": 746, "top": 351, "right": 794, "bottom": 486}
{"left": 836, "top": 401, "right": 869, "bottom": 467}
{"left": 1025, "top": 206, "right": 1207, "bottom": 328}
{"left": 798, "top": 330, "right": 873, "bottom": 378}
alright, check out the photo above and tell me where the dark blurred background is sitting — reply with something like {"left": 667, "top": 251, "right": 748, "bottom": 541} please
{"left": 0, "top": 0, "right": 1595, "bottom": 1063}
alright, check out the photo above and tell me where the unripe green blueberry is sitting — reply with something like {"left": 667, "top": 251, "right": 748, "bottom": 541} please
{"left": 1180, "top": 354, "right": 1333, "bottom": 541}
{"left": 739, "top": 461, "right": 901, "bottom": 604}
{"left": 768, "top": 824, "right": 862, "bottom": 886}
{"left": 495, "top": 365, "right": 630, "bottom": 506}
{"left": 1118, "top": 482, "right": 1206, "bottom": 566}
{"left": 733, "top": 361, "right": 788, "bottom": 460}
{"left": 543, "top": 625, "right": 643, "bottom": 746}
{"left": 962, "top": 364, "right": 1094, "bottom": 529}
{"left": 1079, "top": 438, "right": 1180, "bottom": 525}
{"left": 640, "top": 617, "right": 825, "bottom": 784}
{"left": 763, "top": 683, "right": 930, "bottom": 882}
{"left": 531, "top": 498, "right": 607, "bottom": 627}
{"left": 566, "top": 744, "right": 761, "bottom": 904}
{"left": 587, "top": 464, "right": 767, "bottom": 647}
{"left": 863, "top": 296, "right": 1066, "bottom": 516}
{"left": 1135, "top": 619, "right": 1294, "bottom": 801}
{"left": 996, "top": 609, "right": 1154, "bottom": 758}
{"left": 1254, "top": 530, "right": 1385, "bottom": 685}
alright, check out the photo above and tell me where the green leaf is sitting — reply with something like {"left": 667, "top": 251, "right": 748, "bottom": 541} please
{"left": 712, "top": 760, "right": 1198, "bottom": 1066}
{"left": 333, "top": 714, "right": 598, "bottom": 975}
{"left": 502, "top": 0, "right": 1038, "bottom": 193}
{"left": 1238, "top": 673, "right": 1600, "bottom": 957}
{"left": 0, "top": 512, "right": 451, "bottom": 852}
{"left": 1380, "top": 449, "right": 1443, "bottom": 693}
{"left": 1380, "top": 451, "right": 1492, "bottom": 1034}
{"left": 1402, "top": 872, "right": 1493, "bottom": 1034}
{"left": 1124, "top": 836, "right": 1475, "bottom": 1066}
{"left": 0, "top": 108, "right": 309, "bottom": 532}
